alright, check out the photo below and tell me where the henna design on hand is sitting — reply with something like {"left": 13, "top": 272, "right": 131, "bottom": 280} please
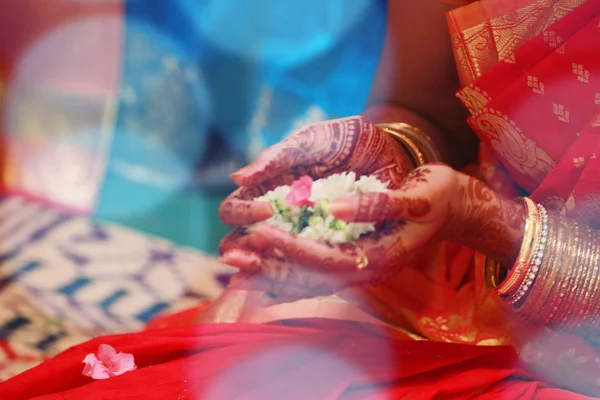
{"left": 445, "top": 176, "right": 526, "bottom": 266}
{"left": 220, "top": 116, "right": 415, "bottom": 226}
{"left": 219, "top": 172, "right": 303, "bottom": 226}
{"left": 219, "top": 164, "right": 528, "bottom": 300}
{"left": 217, "top": 116, "right": 426, "bottom": 298}
{"left": 230, "top": 116, "right": 413, "bottom": 189}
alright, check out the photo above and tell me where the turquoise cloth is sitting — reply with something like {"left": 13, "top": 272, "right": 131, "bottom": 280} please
{"left": 95, "top": 0, "right": 387, "bottom": 253}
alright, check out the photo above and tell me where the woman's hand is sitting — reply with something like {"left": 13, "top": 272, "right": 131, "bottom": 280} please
{"left": 219, "top": 165, "right": 526, "bottom": 301}
{"left": 328, "top": 164, "right": 526, "bottom": 266}
{"left": 218, "top": 115, "right": 414, "bottom": 226}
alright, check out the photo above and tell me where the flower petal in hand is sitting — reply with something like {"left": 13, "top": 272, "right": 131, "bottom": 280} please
{"left": 82, "top": 344, "right": 137, "bottom": 380}
{"left": 286, "top": 176, "right": 315, "bottom": 207}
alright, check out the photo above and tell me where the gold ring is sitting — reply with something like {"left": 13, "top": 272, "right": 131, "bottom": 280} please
{"left": 355, "top": 247, "right": 369, "bottom": 271}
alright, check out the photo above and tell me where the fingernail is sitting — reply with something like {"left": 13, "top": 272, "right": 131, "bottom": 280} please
{"left": 328, "top": 199, "right": 355, "bottom": 220}
{"left": 219, "top": 249, "right": 260, "bottom": 270}
{"left": 231, "top": 165, "right": 248, "bottom": 176}
{"left": 229, "top": 171, "right": 248, "bottom": 185}
{"left": 258, "top": 202, "right": 274, "bottom": 219}
{"left": 218, "top": 253, "right": 240, "bottom": 267}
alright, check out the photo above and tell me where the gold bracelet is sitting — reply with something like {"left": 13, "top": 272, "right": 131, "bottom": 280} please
{"left": 483, "top": 197, "right": 537, "bottom": 291}
{"left": 568, "top": 226, "right": 597, "bottom": 332}
{"left": 515, "top": 210, "right": 559, "bottom": 318}
{"left": 552, "top": 221, "right": 582, "bottom": 326}
{"left": 540, "top": 215, "right": 573, "bottom": 325}
{"left": 376, "top": 123, "right": 441, "bottom": 166}
{"left": 563, "top": 224, "right": 590, "bottom": 328}
{"left": 496, "top": 198, "right": 539, "bottom": 297}
{"left": 483, "top": 257, "right": 502, "bottom": 289}
{"left": 583, "top": 230, "right": 600, "bottom": 334}
{"left": 506, "top": 203, "right": 548, "bottom": 305}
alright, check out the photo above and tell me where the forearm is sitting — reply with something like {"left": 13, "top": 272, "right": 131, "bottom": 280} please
{"left": 364, "top": 0, "right": 479, "bottom": 169}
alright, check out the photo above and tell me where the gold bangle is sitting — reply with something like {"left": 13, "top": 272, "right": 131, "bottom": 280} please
{"left": 583, "top": 230, "right": 600, "bottom": 332}
{"left": 584, "top": 231, "right": 600, "bottom": 335}
{"left": 515, "top": 210, "right": 558, "bottom": 317}
{"left": 483, "top": 257, "right": 513, "bottom": 290}
{"left": 483, "top": 257, "right": 502, "bottom": 289}
{"left": 506, "top": 202, "right": 548, "bottom": 305}
{"left": 484, "top": 197, "right": 537, "bottom": 291}
{"left": 539, "top": 214, "right": 572, "bottom": 324}
{"left": 496, "top": 197, "right": 538, "bottom": 296}
{"left": 376, "top": 123, "right": 441, "bottom": 166}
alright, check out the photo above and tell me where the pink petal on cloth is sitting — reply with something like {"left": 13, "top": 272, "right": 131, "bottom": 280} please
{"left": 82, "top": 344, "right": 137, "bottom": 379}
{"left": 82, "top": 354, "right": 111, "bottom": 380}
{"left": 286, "top": 176, "right": 314, "bottom": 207}
{"left": 108, "top": 352, "right": 136, "bottom": 376}
{"left": 97, "top": 343, "right": 118, "bottom": 361}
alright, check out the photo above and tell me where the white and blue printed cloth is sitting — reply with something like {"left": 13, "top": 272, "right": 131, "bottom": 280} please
{"left": 0, "top": 196, "right": 233, "bottom": 379}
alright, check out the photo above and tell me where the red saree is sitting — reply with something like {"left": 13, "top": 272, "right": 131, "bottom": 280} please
{"left": 0, "top": 320, "right": 591, "bottom": 400}
{"left": 3, "top": 0, "right": 600, "bottom": 399}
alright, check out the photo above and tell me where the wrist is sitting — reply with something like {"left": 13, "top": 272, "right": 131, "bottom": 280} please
{"left": 448, "top": 174, "right": 526, "bottom": 266}
{"left": 364, "top": 103, "right": 475, "bottom": 169}
{"left": 376, "top": 122, "right": 441, "bottom": 167}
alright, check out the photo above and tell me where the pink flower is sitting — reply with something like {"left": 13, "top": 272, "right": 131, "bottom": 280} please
{"left": 82, "top": 344, "right": 137, "bottom": 380}
{"left": 286, "top": 176, "right": 314, "bottom": 207}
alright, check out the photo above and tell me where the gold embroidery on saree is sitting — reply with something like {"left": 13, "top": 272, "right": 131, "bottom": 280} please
{"left": 456, "top": 84, "right": 492, "bottom": 114}
{"left": 553, "top": 103, "right": 571, "bottom": 123}
{"left": 449, "top": 0, "right": 586, "bottom": 85}
{"left": 527, "top": 76, "right": 545, "bottom": 94}
{"left": 471, "top": 108, "right": 556, "bottom": 182}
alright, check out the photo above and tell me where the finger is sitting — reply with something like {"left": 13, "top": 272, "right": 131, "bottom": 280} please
{"left": 245, "top": 224, "right": 360, "bottom": 272}
{"left": 328, "top": 166, "right": 443, "bottom": 223}
{"left": 230, "top": 116, "right": 367, "bottom": 187}
{"left": 219, "top": 172, "right": 306, "bottom": 226}
{"left": 219, "top": 249, "right": 262, "bottom": 273}
{"left": 220, "top": 198, "right": 273, "bottom": 226}
{"left": 230, "top": 142, "right": 290, "bottom": 186}
{"left": 328, "top": 192, "right": 432, "bottom": 223}
{"left": 218, "top": 185, "right": 274, "bottom": 226}
{"left": 218, "top": 227, "right": 252, "bottom": 255}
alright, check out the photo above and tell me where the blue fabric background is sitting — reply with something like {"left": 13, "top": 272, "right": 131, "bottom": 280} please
{"left": 95, "top": 0, "right": 387, "bottom": 253}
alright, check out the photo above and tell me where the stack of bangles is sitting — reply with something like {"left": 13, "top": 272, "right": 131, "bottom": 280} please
{"left": 376, "top": 122, "right": 441, "bottom": 166}
{"left": 485, "top": 197, "right": 600, "bottom": 337}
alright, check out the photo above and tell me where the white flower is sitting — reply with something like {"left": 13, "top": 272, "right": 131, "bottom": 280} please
{"left": 256, "top": 185, "right": 290, "bottom": 204}
{"left": 310, "top": 171, "right": 357, "bottom": 203}
{"left": 354, "top": 175, "right": 389, "bottom": 193}
{"left": 252, "top": 173, "right": 390, "bottom": 244}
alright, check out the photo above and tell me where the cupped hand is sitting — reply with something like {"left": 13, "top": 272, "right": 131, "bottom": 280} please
{"left": 219, "top": 164, "right": 525, "bottom": 301}
{"left": 218, "top": 115, "right": 413, "bottom": 226}
{"left": 219, "top": 166, "right": 455, "bottom": 298}
{"left": 328, "top": 164, "right": 525, "bottom": 266}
